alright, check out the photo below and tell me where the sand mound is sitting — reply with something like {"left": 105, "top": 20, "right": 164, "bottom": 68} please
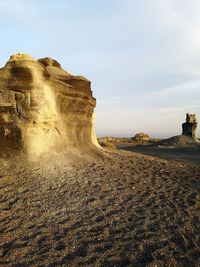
{"left": 157, "top": 135, "right": 200, "bottom": 148}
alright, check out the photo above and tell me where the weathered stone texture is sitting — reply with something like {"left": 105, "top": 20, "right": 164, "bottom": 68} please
{"left": 0, "top": 53, "right": 98, "bottom": 156}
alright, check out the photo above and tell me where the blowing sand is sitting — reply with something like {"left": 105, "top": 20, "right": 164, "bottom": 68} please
{"left": 0, "top": 150, "right": 200, "bottom": 266}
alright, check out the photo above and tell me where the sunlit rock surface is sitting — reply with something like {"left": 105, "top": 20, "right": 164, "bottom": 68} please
{"left": 0, "top": 53, "right": 99, "bottom": 158}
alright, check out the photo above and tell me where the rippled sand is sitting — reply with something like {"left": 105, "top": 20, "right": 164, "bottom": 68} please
{"left": 0, "top": 150, "right": 200, "bottom": 266}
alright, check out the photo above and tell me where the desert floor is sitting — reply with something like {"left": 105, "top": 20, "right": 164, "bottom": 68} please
{"left": 118, "top": 144, "right": 200, "bottom": 166}
{"left": 0, "top": 149, "right": 200, "bottom": 267}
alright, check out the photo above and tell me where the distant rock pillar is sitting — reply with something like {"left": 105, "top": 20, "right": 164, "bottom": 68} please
{"left": 182, "top": 113, "right": 197, "bottom": 139}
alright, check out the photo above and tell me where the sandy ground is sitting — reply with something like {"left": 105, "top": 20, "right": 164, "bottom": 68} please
{"left": 117, "top": 144, "right": 200, "bottom": 166}
{"left": 0, "top": 150, "right": 200, "bottom": 266}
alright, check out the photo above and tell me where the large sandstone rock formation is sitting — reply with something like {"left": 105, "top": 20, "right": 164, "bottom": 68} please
{"left": 182, "top": 113, "right": 197, "bottom": 139}
{"left": 0, "top": 53, "right": 99, "bottom": 158}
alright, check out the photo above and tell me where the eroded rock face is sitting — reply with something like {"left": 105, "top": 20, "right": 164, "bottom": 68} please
{"left": 0, "top": 53, "right": 99, "bottom": 157}
{"left": 182, "top": 113, "right": 197, "bottom": 139}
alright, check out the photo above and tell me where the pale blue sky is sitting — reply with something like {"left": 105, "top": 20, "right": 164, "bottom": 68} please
{"left": 0, "top": 0, "right": 200, "bottom": 137}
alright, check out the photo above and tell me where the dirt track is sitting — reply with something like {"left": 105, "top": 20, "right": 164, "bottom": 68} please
{"left": 0, "top": 150, "right": 200, "bottom": 266}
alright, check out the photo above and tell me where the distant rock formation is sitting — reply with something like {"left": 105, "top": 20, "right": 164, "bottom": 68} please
{"left": 132, "top": 132, "right": 150, "bottom": 142}
{"left": 182, "top": 113, "right": 197, "bottom": 139}
{"left": 0, "top": 53, "right": 99, "bottom": 158}
{"left": 98, "top": 136, "right": 116, "bottom": 143}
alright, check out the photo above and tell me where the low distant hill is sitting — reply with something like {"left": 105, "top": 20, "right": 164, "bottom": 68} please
{"left": 156, "top": 135, "right": 200, "bottom": 148}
